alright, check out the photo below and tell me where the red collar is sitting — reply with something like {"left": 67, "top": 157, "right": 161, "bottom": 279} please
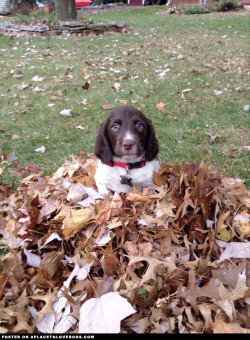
{"left": 107, "top": 159, "right": 147, "bottom": 170}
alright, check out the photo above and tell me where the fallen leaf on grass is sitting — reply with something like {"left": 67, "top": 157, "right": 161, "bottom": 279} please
{"left": 28, "top": 164, "right": 40, "bottom": 173}
{"left": 54, "top": 90, "right": 63, "bottom": 97}
{"left": 79, "top": 292, "right": 136, "bottom": 333}
{"left": 82, "top": 82, "right": 90, "bottom": 91}
{"left": 102, "top": 103, "right": 115, "bottom": 110}
{"left": 181, "top": 88, "right": 192, "bottom": 101}
{"left": 18, "top": 83, "right": 30, "bottom": 90}
{"left": 156, "top": 102, "right": 167, "bottom": 113}
{"left": 75, "top": 125, "right": 84, "bottom": 130}
{"left": 33, "top": 86, "right": 43, "bottom": 92}
{"left": 59, "top": 109, "right": 72, "bottom": 117}
{"left": 214, "top": 90, "right": 223, "bottom": 96}
{"left": 34, "top": 146, "right": 45, "bottom": 153}
{"left": 111, "top": 83, "right": 121, "bottom": 92}
{"left": 205, "top": 132, "right": 220, "bottom": 143}
{"left": 32, "top": 75, "right": 44, "bottom": 82}
{"left": 158, "top": 68, "right": 170, "bottom": 79}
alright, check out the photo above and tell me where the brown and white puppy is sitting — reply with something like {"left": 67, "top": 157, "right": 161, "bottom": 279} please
{"left": 94, "top": 105, "right": 160, "bottom": 195}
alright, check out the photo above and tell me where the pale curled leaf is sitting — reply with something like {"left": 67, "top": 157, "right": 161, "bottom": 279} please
{"left": 23, "top": 248, "right": 41, "bottom": 268}
{"left": 34, "top": 146, "right": 45, "bottom": 153}
{"left": 218, "top": 242, "right": 250, "bottom": 263}
{"left": 32, "top": 75, "right": 44, "bottom": 82}
{"left": 59, "top": 109, "right": 72, "bottom": 117}
{"left": 40, "top": 232, "right": 62, "bottom": 249}
{"left": 79, "top": 292, "right": 136, "bottom": 333}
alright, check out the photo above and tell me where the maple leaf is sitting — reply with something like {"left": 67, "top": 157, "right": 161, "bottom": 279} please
{"left": 79, "top": 292, "right": 136, "bottom": 333}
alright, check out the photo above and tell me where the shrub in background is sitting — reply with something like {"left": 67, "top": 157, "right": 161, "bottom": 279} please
{"left": 217, "top": 0, "right": 243, "bottom": 11}
{"left": 184, "top": 5, "right": 214, "bottom": 14}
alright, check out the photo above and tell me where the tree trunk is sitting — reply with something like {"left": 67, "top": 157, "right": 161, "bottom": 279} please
{"left": 54, "top": 0, "right": 77, "bottom": 21}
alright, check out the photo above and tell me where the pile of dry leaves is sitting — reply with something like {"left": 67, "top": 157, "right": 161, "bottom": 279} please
{"left": 0, "top": 154, "right": 249, "bottom": 333}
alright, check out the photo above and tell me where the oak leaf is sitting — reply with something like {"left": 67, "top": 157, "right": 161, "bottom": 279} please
{"left": 30, "top": 288, "right": 58, "bottom": 324}
{"left": 176, "top": 269, "right": 220, "bottom": 314}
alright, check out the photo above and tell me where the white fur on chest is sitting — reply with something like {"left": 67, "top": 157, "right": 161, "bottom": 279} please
{"left": 94, "top": 159, "right": 160, "bottom": 195}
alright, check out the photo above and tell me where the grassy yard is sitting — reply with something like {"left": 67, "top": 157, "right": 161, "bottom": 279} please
{"left": 0, "top": 6, "right": 249, "bottom": 187}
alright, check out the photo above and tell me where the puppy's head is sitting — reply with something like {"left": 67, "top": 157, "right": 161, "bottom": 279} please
{"left": 94, "top": 106, "right": 159, "bottom": 164}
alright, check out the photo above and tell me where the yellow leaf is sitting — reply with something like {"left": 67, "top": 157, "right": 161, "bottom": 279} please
{"left": 156, "top": 102, "right": 167, "bottom": 112}
{"left": 233, "top": 212, "right": 250, "bottom": 237}
{"left": 55, "top": 208, "right": 94, "bottom": 240}
{"left": 217, "top": 228, "right": 231, "bottom": 242}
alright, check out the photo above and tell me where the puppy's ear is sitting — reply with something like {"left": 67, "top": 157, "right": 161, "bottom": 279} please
{"left": 94, "top": 119, "right": 113, "bottom": 164}
{"left": 145, "top": 118, "right": 159, "bottom": 161}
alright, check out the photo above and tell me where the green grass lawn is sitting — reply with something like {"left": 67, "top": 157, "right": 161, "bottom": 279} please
{"left": 0, "top": 6, "right": 249, "bottom": 187}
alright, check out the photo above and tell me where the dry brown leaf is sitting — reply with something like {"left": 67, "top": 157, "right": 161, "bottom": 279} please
{"left": 124, "top": 241, "right": 153, "bottom": 257}
{"left": 38, "top": 196, "right": 60, "bottom": 223}
{"left": 127, "top": 188, "right": 149, "bottom": 203}
{"left": 1, "top": 153, "right": 249, "bottom": 334}
{"left": 29, "top": 288, "right": 58, "bottom": 324}
{"left": 216, "top": 211, "right": 230, "bottom": 233}
{"left": 176, "top": 270, "right": 220, "bottom": 314}
{"left": 102, "top": 103, "right": 115, "bottom": 110}
{"left": 214, "top": 311, "right": 250, "bottom": 333}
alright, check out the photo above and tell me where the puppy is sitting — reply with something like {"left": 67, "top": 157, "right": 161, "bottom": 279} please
{"left": 94, "top": 106, "right": 160, "bottom": 195}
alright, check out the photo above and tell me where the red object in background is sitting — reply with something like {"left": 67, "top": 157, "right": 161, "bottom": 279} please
{"left": 75, "top": 0, "right": 92, "bottom": 9}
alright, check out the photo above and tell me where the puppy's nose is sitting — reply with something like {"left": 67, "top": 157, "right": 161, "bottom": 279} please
{"left": 123, "top": 139, "right": 136, "bottom": 151}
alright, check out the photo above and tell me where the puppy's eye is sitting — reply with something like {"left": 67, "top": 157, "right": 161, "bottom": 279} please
{"left": 136, "top": 122, "right": 143, "bottom": 128}
{"left": 111, "top": 123, "right": 120, "bottom": 131}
